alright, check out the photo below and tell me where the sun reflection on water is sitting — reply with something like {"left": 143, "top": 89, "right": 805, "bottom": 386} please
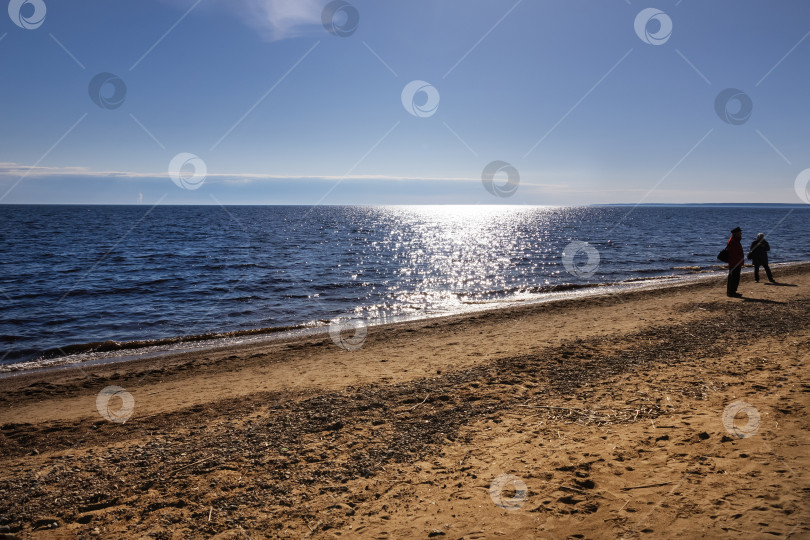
{"left": 355, "top": 205, "right": 566, "bottom": 319}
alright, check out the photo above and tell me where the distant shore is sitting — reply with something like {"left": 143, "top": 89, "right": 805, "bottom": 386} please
{"left": 0, "top": 262, "right": 807, "bottom": 538}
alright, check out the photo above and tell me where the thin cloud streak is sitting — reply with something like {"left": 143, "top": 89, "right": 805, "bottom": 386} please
{"left": 0, "top": 162, "right": 571, "bottom": 189}
{"left": 221, "top": 0, "right": 324, "bottom": 41}
{"left": 0, "top": 162, "right": 476, "bottom": 184}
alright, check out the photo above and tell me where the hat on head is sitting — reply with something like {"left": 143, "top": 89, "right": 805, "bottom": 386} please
{"left": 731, "top": 226, "right": 741, "bottom": 233}
{"left": 757, "top": 232, "right": 764, "bottom": 238}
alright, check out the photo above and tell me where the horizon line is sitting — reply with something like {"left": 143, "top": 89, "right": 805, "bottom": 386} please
{"left": 1, "top": 202, "right": 807, "bottom": 207}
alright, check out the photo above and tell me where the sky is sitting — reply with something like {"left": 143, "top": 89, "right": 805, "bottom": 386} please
{"left": 1, "top": 0, "right": 809, "bottom": 205}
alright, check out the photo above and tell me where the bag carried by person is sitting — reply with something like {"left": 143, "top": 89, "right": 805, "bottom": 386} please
{"left": 717, "top": 248, "right": 729, "bottom": 263}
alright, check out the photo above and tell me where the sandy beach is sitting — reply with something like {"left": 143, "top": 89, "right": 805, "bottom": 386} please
{"left": 1, "top": 264, "right": 808, "bottom": 539}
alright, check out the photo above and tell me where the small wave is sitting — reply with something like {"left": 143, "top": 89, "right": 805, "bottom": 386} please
{"left": 622, "top": 275, "right": 680, "bottom": 283}
{"left": 456, "top": 282, "right": 604, "bottom": 303}
{"left": 319, "top": 283, "right": 356, "bottom": 290}
{"left": 527, "top": 282, "right": 604, "bottom": 294}
{"left": 8, "top": 291, "right": 50, "bottom": 300}
{"left": 26, "top": 323, "right": 311, "bottom": 363}
{"left": 137, "top": 319, "right": 172, "bottom": 327}
{"left": 63, "top": 286, "right": 147, "bottom": 298}
{"left": 227, "top": 310, "right": 256, "bottom": 317}
{"left": 138, "top": 278, "right": 173, "bottom": 286}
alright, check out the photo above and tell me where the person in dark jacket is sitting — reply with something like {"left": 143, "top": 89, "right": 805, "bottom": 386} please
{"left": 748, "top": 232, "right": 775, "bottom": 283}
{"left": 726, "top": 226, "right": 745, "bottom": 297}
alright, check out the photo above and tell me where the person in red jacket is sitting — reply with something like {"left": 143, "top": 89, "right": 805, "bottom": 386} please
{"left": 726, "top": 226, "right": 745, "bottom": 297}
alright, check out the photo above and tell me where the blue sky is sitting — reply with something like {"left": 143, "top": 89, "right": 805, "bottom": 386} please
{"left": 1, "top": 0, "right": 809, "bottom": 205}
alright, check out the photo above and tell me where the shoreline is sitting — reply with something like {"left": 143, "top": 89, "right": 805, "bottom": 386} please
{"left": 1, "top": 261, "right": 807, "bottom": 419}
{"left": 3, "top": 260, "right": 806, "bottom": 377}
{"left": 0, "top": 262, "right": 807, "bottom": 538}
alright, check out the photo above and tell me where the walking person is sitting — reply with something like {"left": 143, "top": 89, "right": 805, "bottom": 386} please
{"left": 748, "top": 233, "right": 776, "bottom": 283}
{"left": 726, "top": 226, "right": 745, "bottom": 297}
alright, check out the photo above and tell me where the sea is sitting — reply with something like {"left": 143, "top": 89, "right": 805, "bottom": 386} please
{"left": 1, "top": 204, "right": 807, "bottom": 372}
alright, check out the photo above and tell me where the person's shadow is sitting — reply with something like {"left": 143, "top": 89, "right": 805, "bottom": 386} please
{"left": 763, "top": 282, "right": 798, "bottom": 287}
{"left": 742, "top": 297, "right": 786, "bottom": 304}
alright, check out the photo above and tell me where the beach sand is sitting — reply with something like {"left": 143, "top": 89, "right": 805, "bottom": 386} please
{"left": 0, "top": 264, "right": 808, "bottom": 539}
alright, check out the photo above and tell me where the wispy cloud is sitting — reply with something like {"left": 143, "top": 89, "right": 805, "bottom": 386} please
{"left": 0, "top": 162, "right": 489, "bottom": 185}
{"left": 0, "top": 162, "right": 158, "bottom": 179}
{"left": 220, "top": 0, "right": 325, "bottom": 41}
{"left": 0, "top": 163, "right": 576, "bottom": 197}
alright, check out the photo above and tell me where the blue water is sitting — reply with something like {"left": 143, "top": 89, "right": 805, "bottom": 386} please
{"left": 0, "top": 204, "right": 807, "bottom": 366}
